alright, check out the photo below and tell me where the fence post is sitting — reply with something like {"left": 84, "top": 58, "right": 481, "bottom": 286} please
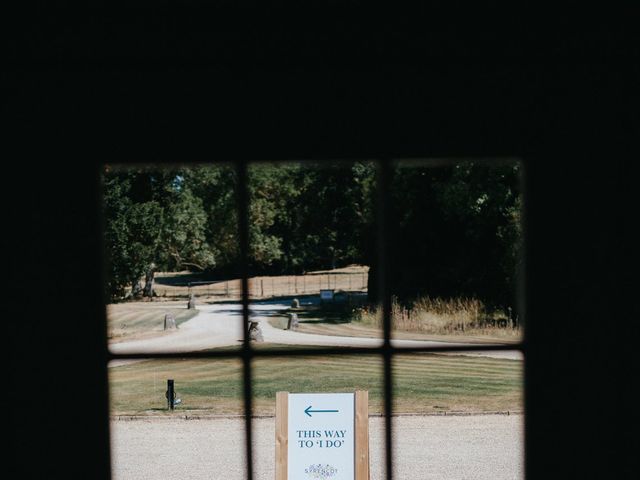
{"left": 166, "top": 379, "right": 175, "bottom": 410}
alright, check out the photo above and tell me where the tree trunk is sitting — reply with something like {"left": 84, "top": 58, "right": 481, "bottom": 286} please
{"left": 143, "top": 263, "right": 156, "bottom": 297}
{"left": 131, "top": 279, "right": 143, "bottom": 298}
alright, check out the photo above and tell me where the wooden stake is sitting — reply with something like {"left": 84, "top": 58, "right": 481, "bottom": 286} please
{"left": 355, "top": 390, "right": 370, "bottom": 480}
{"left": 275, "top": 391, "right": 289, "bottom": 480}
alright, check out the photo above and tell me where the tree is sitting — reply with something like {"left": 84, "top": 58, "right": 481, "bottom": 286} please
{"left": 103, "top": 166, "right": 218, "bottom": 300}
{"left": 103, "top": 161, "right": 521, "bottom": 310}
{"left": 102, "top": 169, "right": 164, "bottom": 299}
{"left": 371, "top": 161, "right": 522, "bottom": 310}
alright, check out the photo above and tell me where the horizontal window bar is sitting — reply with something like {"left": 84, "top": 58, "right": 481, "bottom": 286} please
{"left": 107, "top": 342, "right": 524, "bottom": 361}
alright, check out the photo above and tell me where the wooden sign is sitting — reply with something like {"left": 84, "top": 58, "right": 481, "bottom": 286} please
{"left": 276, "top": 391, "right": 369, "bottom": 480}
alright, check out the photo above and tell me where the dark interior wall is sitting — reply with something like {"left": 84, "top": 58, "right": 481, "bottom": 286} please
{"left": 7, "top": 8, "right": 638, "bottom": 479}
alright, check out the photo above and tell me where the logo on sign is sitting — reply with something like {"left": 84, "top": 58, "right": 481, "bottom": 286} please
{"left": 305, "top": 464, "right": 338, "bottom": 479}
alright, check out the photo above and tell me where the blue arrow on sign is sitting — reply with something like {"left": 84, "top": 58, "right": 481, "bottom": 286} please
{"left": 305, "top": 405, "right": 339, "bottom": 417}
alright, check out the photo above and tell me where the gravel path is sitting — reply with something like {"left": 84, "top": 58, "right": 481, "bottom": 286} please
{"left": 109, "top": 300, "right": 521, "bottom": 364}
{"left": 111, "top": 414, "right": 523, "bottom": 480}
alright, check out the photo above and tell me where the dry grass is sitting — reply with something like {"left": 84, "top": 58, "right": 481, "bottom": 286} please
{"left": 354, "top": 296, "right": 521, "bottom": 340}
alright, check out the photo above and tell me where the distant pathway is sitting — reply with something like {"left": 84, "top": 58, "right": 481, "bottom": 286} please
{"left": 109, "top": 300, "right": 522, "bottom": 365}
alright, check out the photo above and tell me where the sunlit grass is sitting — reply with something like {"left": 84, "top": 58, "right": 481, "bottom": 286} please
{"left": 109, "top": 347, "right": 522, "bottom": 416}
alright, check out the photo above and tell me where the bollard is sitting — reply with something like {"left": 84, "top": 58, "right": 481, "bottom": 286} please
{"left": 166, "top": 379, "right": 175, "bottom": 410}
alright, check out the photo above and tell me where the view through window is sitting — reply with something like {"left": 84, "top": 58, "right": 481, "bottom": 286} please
{"left": 104, "top": 159, "right": 524, "bottom": 480}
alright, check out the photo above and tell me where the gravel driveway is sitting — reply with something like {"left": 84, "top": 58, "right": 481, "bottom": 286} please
{"left": 111, "top": 414, "right": 523, "bottom": 480}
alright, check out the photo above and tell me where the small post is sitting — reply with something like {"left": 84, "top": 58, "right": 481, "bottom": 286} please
{"left": 295, "top": 275, "right": 298, "bottom": 293}
{"left": 287, "top": 313, "right": 299, "bottom": 330}
{"left": 166, "top": 379, "right": 175, "bottom": 410}
{"left": 226, "top": 281, "right": 229, "bottom": 297}
{"left": 261, "top": 279, "right": 264, "bottom": 297}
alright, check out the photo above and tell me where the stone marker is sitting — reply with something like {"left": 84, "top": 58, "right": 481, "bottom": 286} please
{"left": 187, "top": 294, "right": 196, "bottom": 309}
{"left": 164, "top": 313, "right": 177, "bottom": 330}
{"left": 291, "top": 298, "right": 300, "bottom": 308}
{"left": 287, "top": 313, "right": 299, "bottom": 330}
{"left": 249, "top": 321, "right": 264, "bottom": 342}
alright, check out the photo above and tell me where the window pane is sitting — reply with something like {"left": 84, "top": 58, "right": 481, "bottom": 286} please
{"left": 246, "top": 161, "right": 382, "bottom": 348}
{"left": 251, "top": 353, "right": 386, "bottom": 479}
{"left": 386, "top": 159, "right": 524, "bottom": 346}
{"left": 392, "top": 352, "right": 524, "bottom": 479}
{"left": 102, "top": 163, "right": 243, "bottom": 354}
{"left": 109, "top": 358, "right": 246, "bottom": 479}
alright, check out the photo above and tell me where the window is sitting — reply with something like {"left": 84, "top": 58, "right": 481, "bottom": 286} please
{"left": 105, "top": 158, "right": 524, "bottom": 479}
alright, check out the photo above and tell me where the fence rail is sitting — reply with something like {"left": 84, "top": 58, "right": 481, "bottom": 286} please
{"left": 152, "top": 271, "right": 368, "bottom": 300}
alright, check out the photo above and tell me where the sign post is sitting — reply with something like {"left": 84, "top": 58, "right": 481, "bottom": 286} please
{"left": 275, "top": 391, "right": 369, "bottom": 480}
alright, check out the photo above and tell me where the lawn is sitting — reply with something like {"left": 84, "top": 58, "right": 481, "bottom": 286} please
{"left": 109, "top": 346, "right": 523, "bottom": 416}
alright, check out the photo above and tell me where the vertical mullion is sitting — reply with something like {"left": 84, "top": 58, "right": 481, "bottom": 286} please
{"left": 237, "top": 160, "right": 254, "bottom": 480}
{"left": 376, "top": 159, "right": 394, "bottom": 480}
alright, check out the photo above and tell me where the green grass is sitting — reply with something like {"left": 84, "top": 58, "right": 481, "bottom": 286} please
{"left": 109, "top": 346, "right": 523, "bottom": 416}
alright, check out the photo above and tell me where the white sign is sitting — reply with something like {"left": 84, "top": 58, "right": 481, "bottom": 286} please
{"left": 288, "top": 393, "right": 355, "bottom": 480}
{"left": 320, "top": 289, "right": 335, "bottom": 301}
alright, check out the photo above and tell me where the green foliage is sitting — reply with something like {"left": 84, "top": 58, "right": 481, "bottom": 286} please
{"left": 103, "top": 165, "right": 226, "bottom": 300}
{"left": 102, "top": 161, "right": 522, "bottom": 309}
{"left": 383, "top": 161, "right": 523, "bottom": 308}
{"left": 250, "top": 161, "right": 376, "bottom": 273}
{"left": 160, "top": 187, "right": 216, "bottom": 271}
{"left": 103, "top": 170, "right": 163, "bottom": 298}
